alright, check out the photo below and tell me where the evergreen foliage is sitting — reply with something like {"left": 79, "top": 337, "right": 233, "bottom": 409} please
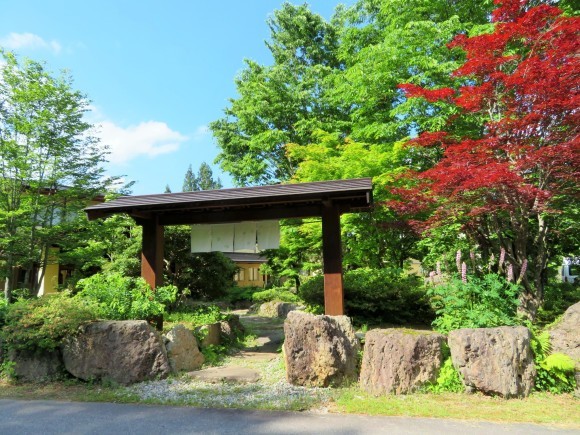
{"left": 182, "top": 162, "right": 222, "bottom": 192}
{"left": 299, "top": 268, "right": 432, "bottom": 325}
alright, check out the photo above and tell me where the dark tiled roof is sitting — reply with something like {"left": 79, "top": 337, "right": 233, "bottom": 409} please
{"left": 223, "top": 252, "right": 268, "bottom": 263}
{"left": 85, "top": 178, "right": 373, "bottom": 223}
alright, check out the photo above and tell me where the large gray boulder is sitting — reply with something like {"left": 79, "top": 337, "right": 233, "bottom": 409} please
{"left": 62, "top": 320, "right": 170, "bottom": 385}
{"left": 259, "top": 301, "right": 299, "bottom": 319}
{"left": 448, "top": 326, "right": 536, "bottom": 398}
{"left": 549, "top": 301, "right": 580, "bottom": 368}
{"left": 360, "top": 329, "right": 446, "bottom": 395}
{"left": 283, "top": 311, "right": 360, "bottom": 387}
{"left": 9, "top": 348, "right": 64, "bottom": 382}
{"left": 164, "top": 325, "right": 204, "bottom": 372}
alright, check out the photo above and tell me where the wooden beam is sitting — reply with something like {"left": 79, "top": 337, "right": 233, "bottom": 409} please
{"left": 140, "top": 217, "right": 164, "bottom": 289}
{"left": 321, "top": 202, "right": 344, "bottom": 316}
{"left": 158, "top": 204, "right": 333, "bottom": 226}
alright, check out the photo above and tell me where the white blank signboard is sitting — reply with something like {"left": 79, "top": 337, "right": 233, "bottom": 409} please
{"left": 191, "top": 225, "right": 211, "bottom": 253}
{"left": 257, "top": 220, "right": 280, "bottom": 250}
{"left": 211, "top": 223, "right": 234, "bottom": 252}
{"left": 234, "top": 222, "right": 257, "bottom": 253}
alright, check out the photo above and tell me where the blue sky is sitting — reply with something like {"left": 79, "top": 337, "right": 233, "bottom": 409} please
{"left": 0, "top": 1, "right": 352, "bottom": 194}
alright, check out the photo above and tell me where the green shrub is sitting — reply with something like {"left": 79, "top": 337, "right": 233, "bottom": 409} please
{"left": 166, "top": 304, "right": 226, "bottom": 328}
{"left": 1, "top": 293, "right": 98, "bottom": 351}
{"left": 426, "top": 357, "right": 464, "bottom": 393}
{"left": 252, "top": 287, "right": 300, "bottom": 303}
{"left": 428, "top": 274, "right": 520, "bottom": 334}
{"left": 299, "top": 268, "right": 433, "bottom": 325}
{"left": 536, "top": 282, "right": 580, "bottom": 326}
{"left": 201, "top": 344, "right": 229, "bottom": 366}
{"left": 225, "top": 286, "right": 261, "bottom": 304}
{"left": 76, "top": 272, "right": 177, "bottom": 320}
{"left": 530, "top": 328, "right": 577, "bottom": 394}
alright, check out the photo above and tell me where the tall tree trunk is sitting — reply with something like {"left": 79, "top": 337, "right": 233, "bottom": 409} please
{"left": 517, "top": 213, "right": 549, "bottom": 321}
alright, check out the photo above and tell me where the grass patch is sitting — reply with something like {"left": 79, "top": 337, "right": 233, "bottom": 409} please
{"left": 333, "top": 388, "right": 580, "bottom": 427}
{"left": 0, "top": 378, "right": 139, "bottom": 403}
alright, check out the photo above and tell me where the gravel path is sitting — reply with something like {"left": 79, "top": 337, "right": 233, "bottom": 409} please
{"left": 127, "top": 311, "right": 331, "bottom": 411}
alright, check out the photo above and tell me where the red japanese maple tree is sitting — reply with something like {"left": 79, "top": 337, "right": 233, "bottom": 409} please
{"left": 393, "top": 0, "right": 579, "bottom": 318}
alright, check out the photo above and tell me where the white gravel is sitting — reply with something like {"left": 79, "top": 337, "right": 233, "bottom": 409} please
{"left": 124, "top": 354, "right": 331, "bottom": 410}
{"left": 126, "top": 377, "right": 330, "bottom": 410}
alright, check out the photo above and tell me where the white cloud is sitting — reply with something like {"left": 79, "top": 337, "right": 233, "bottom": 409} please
{"left": 192, "top": 125, "right": 210, "bottom": 141}
{"left": 0, "top": 32, "right": 62, "bottom": 54}
{"left": 97, "top": 120, "right": 188, "bottom": 164}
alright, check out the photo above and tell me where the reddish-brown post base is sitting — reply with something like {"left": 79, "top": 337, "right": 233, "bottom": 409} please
{"left": 139, "top": 218, "right": 164, "bottom": 289}
{"left": 322, "top": 202, "right": 344, "bottom": 316}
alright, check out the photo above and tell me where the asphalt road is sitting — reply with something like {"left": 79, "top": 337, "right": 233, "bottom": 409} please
{"left": 0, "top": 399, "right": 577, "bottom": 435}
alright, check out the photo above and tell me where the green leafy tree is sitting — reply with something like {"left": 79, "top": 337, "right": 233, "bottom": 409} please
{"left": 287, "top": 132, "right": 422, "bottom": 269}
{"left": 262, "top": 218, "right": 322, "bottom": 288}
{"left": 211, "top": 0, "right": 494, "bottom": 276}
{"left": 210, "top": 3, "right": 346, "bottom": 185}
{"left": 330, "top": 0, "right": 492, "bottom": 145}
{"left": 60, "top": 212, "right": 143, "bottom": 283}
{"left": 0, "top": 51, "right": 113, "bottom": 300}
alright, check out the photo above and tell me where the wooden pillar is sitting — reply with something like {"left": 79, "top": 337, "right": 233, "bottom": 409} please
{"left": 140, "top": 217, "right": 164, "bottom": 289}
{"left": 322, "top": 202, "right": 344, "bottom": 315}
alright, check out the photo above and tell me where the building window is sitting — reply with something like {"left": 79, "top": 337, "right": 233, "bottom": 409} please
{"left": 235, "top": 268, "right": 245, "bottom": 282}
{"left": 249, "top": 267, "right": 260, "bottom": 282}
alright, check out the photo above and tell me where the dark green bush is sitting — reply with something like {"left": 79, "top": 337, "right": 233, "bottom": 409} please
{"left": 164, "top": 225, "right": 237, "bottom": 300}
{"left": 177, "top": 252, "right": 237, "bottom": 300}
{"left": 299, "top": 268, "right": 433, "bottom": 325}
{"left": 428, "top": 273, "right": 520, "bottom": 334}
{"left": 1, "top": 293, "right": 98, "bottom": 351}
{"left": 225, "top": 286, "right": 262, "bottom": 304}
{"left": 536, "top": 281, "right": 580, "bottom": 326}
{"left": 252, "top": 287, "right": 300, "bottom": 303}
